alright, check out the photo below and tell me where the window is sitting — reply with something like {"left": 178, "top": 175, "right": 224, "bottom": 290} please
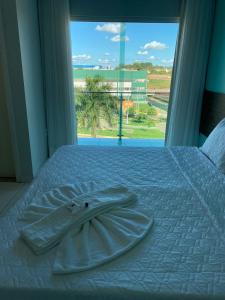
{"left": 70, "top": 22, "right": 179, "bottom": 146}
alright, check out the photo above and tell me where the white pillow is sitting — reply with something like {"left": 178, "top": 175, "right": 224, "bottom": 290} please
{"left": 201, "top": 118, "right": 225, "bottom": 173}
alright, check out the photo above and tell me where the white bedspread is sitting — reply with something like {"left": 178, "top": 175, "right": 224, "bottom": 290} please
{"left": 20, "top": 182, "right": 153, "bottom": 273}
{"left": 1, "top": 145, "right": 225, "bottom": 300}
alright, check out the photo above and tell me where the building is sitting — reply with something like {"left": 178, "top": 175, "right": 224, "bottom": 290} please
{"left": 73, "top": 64, "right": 103, "bottom": 70}
{"left": 73, "top": 69, "right": 148, "bottom": 102}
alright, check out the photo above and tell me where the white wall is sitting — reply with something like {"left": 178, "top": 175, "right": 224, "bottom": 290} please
{"left": 0, "top": 43, "right": 15, "bottom": 177}
{"left": 0, "top": 0, "right": 33, "bottom": 181}
{"left": 70, "top": 0, "right": 181, "bottom": 22}
{"left": 16, "top": 0, "right": 48, "bottom": 176}
{"left": 0, "top": 0, "right": 48, "bottom": 181}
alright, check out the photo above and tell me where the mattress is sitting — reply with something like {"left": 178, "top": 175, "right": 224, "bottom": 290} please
{"left": 1, "top": 145, "right": 225, "bottom": 300}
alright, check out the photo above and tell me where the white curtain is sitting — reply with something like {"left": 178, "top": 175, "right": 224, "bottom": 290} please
{"left": 166, "top": 0, "right": 215, "bottom": 146}
{"left": 38, "top": 0, "right": 76, "bottom": 155}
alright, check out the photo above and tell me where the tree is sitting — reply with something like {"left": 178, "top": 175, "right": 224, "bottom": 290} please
{"left": 133, "top": 103, "right": 157, "bottom": 124}
{"left": 76, "top": 76, "right": 118, "bottom": 137}
{"left": 115, "top": 62, "right": 153, "bottom": 71}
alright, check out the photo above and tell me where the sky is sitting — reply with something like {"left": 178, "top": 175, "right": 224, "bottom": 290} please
{"left": 70, "top": 22, "right": 179, "bottom": 68}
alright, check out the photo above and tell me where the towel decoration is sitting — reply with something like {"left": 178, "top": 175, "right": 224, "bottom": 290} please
{"left": 20, "top": 182, "right": 153, "bottom": 274}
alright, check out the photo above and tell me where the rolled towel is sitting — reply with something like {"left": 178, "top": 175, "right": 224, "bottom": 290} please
{"left": 53, "top": 207, "right": 153, "bottom": 274}
{"left": 20, "top": 185, "right": 137, "bottom": 255}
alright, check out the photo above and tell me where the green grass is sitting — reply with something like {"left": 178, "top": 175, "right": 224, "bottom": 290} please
{"left": 78, "top": 121, "right": 165, "bottom": 139}
{"left": 77, "top": 102, "right": 165, "bottom": 139}
{"left": 123, "top": 127, "right": 164, "bottom": 139}
{"left": 148, "top": 79, "right": 171, "bottom": 89}
{"left": 128, "top": 119, "right": 155, "bottom": 127}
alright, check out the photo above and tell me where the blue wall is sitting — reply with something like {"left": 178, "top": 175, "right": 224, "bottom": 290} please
{"left": 199, "top": 0, "right": 225, "bottom": 146}
{"left": 206, "top": 0, "right": 225, "bottom": 93}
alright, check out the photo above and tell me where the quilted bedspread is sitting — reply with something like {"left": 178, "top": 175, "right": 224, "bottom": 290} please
{"left": 1, "top": 145, "right": 225, "bottom": 300}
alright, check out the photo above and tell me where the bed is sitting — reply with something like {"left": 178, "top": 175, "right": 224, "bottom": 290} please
{"left": 1, "top": 145, "right": 225, "bottom": 300}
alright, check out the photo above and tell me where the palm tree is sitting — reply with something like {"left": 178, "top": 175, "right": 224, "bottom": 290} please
{"left": 76, "top": 76, "right": 118, "bottom": 137}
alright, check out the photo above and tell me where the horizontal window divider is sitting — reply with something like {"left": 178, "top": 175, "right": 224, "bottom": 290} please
{"left": 75, "top": 91, "right": 149, "bottom": 95}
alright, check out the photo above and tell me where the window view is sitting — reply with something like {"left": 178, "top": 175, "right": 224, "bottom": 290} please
{"left": 70, "top": 22, "right": 179, "bottom": 146}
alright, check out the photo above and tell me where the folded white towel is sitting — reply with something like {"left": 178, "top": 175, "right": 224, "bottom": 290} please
{"left": 53, "top": 207, "right": 153, "bottom": 274}
{"left": 20, "top": 182, "right": 153, "bottom": 273}
{"left": 21, "top": 185, "right": 136, "bottom": 254}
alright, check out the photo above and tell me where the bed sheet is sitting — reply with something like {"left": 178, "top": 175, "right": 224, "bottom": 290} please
{"left": 1, "top": 145, "right": 225, "bottom": 300}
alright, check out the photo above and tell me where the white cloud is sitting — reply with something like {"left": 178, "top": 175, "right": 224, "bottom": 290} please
{"left": 137, "top": 50, "right": 148, "bottom": 55}
{"left": 143, "top": 41, "right": 167, "bottom": 50}
{"left": 161, "top": 58, "right": 174, "bottom": 64}
{"left": 148, "top": 55, "right": 159, "bottom": 60}
{"left": 98, "top": 58, "right": 110, "bottom": 64}
{"left": 111, "top": 35, "right": 129, "bottom": 42}
{"left": 104, "top": 52, "right": 110, "bottom": 56}
{"left": 72, "top": 54, "right": 91, "bottom": 62}
{"left": 96, "top": 23, "right": 120, "bottom": 34}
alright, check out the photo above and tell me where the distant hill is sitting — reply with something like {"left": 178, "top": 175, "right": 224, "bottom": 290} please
{"left": 115, "top": 63, "right": 172, "bottom": 75}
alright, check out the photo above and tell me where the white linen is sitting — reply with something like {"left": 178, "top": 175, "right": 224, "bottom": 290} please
{"left": 166, "top": 0, "right": 214, "bottom": 146}
{"left": 201, "top": 118, "right": 225, "bottom": 174}
{"left": 20, "top": 184, "right": 136, "bottom": 254}
{"left": 20, "top": 183, "right": 153, "bottom": 273}
{"left": 54, "top": 206, "right": 152, "bottom": 274}
{"left": 1, "top": 145, "right": 225, "bottom": 299}
{"left": 38, "top": 0, "right": 76, "bottom": 155}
